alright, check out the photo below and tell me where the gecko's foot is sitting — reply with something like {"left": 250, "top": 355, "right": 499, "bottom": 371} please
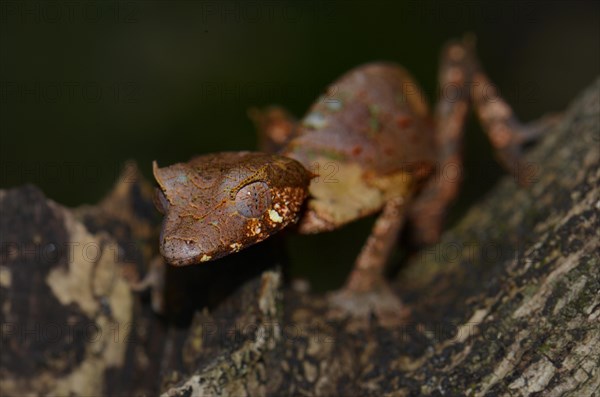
{"left": 127, "top": 255, "right": 166, "bottom": 314}
{"left": 501, "top": 113, "right": 563, "bottom": 186}
{"left": 327, "top": 284, "right": 410, "bottom": 329}
{"left": 517, "top": 112, "right": 563, "bottom": 145}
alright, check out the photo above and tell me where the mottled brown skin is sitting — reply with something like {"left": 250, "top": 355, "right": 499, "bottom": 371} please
{"left": 153, "top": 36, "right": 552, "bottom": 325}
{"left": 153, "top": 152, "right": 311, "bottom": 265}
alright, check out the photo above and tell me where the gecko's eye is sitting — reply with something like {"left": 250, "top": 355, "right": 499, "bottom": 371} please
{"left": 235, "top": 181, "right": 271, "bottom": 218}
{"left": 153, "top": 188, "right": 170, "bottom": 214}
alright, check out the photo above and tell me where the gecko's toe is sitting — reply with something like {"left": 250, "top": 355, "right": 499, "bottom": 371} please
{"left": 326, "top": 284, "right": 410, "bottom": 330}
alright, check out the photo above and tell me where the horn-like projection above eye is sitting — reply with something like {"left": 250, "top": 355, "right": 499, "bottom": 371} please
{"left": 153, "top": 187, "right": 170, "bottom": 214}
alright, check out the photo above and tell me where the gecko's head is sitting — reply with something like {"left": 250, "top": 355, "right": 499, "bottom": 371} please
{"left": 152, "top": 152, "right": 311, "bottom": 266}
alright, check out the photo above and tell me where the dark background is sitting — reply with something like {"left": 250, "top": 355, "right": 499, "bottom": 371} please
{"left": 1, "top": 0, "right": 598, "bottom": 290}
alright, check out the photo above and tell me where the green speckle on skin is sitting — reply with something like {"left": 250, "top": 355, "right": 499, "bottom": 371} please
{"left": 325, "top": 99, "right": 343, "bottom": 112}
{"left": 300, "top": 147, "right": 346, "bottom": 162}
{"left": 319, "top": 149, "right": 346, "bottom": 161}
{"left": 369, "top": 119, "right": 379, "bottom": 133}
{"left": 176, "top": 174, "right": 188, "bottom": 183}
{"left": 396, "top": 93, "right": 408, "bottom": 106}
{"left": 368, "top": 104, "right": 380, "bottom": 134}
{"left": 303, "top": 112, "right": 328, "bottom": 129}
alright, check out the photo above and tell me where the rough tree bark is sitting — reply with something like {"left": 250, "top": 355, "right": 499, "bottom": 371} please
{"left": 1, "top": 78, "right": 598, "bottom": 396}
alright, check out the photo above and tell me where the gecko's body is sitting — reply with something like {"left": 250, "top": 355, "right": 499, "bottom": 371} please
{"left": 153, "top": 37, "right": 553, "bottom": 324}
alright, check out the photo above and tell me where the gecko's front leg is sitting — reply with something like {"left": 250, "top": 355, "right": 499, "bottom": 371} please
{"left": 248, "top": 106, "right": 298, "bottom": 153}
{"left": 328, "top": 196, "right": 411, "bottom": 327}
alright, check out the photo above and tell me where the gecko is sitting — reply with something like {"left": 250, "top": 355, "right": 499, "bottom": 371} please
{"left": 152, "top": 36, "right": 556, "bottom": 326}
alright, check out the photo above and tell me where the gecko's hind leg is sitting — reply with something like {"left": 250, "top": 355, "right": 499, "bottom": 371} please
{"left": 471, "top": 71, "right": 562, "bottom": 186}
{"left": 408, "top": 36, "right": 560, "bottom": 246}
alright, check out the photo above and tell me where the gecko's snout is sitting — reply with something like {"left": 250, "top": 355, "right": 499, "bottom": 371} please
{"left": 160, "top": 237, "right": 207, "bottom": 266}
